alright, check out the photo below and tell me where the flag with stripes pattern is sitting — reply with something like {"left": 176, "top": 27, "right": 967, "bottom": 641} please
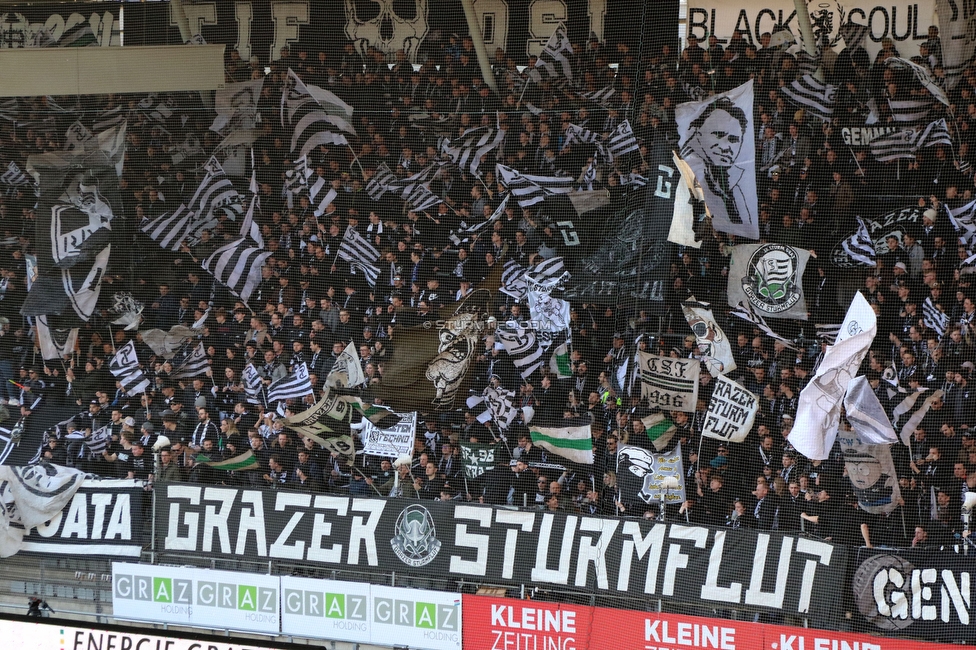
{"left": 267, "top": 362, "right": 314, "bottom": 403}
{"left": 108, "top": 341, "right": 150, "bottom": 395}
{"left": 535, "top": 23, "right": 575, "bottom": 83}
{"left": 840, "top": 217, "right": 877, "bottom": 266}
{"left": 169, "top": 342, "right": 211, "bottom": 380}
{"left": 496, "top": 163, "right": 573, "bottom": 207}
{"left": 439, "top": 126, "right": 505, "bottom": 176}
{"left": 782, "top": 75, "right": 836, "bottom": 121}
{"left": 922, "top": 297, "right": 949, "bottom": 337}
{"left": 202, "top": 236, "right": 273, "bottom": 304}
{"left": 337, "top": 225, "right": 381, "bottom": 287}
{"left": 281, "top": 69, "right": 356, "bottom": 158}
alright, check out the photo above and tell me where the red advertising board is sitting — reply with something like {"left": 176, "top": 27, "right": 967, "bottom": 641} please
{"left": 462, "top": 595, "right": 962, "bottom": 650}
{"left": 463, "top": 595, "right": 594, "bottom": 650}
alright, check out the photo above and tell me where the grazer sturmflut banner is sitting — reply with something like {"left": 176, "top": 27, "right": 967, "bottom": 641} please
{"left": 156, "top": 484, "right": 846, "bottom": 618}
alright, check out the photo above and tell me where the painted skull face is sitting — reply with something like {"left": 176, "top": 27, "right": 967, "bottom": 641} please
{"left": 344, "top": 0, "right": 429, "bottom": 60}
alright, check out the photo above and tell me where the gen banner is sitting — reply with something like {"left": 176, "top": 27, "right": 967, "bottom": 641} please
{"left": 20, "top": 478, "right": 145, "bottom": 558}
{"left": 112, "top": 563, "right": 280, "bottom": 635}
{"left": 851, "top": 547, "right": 973, "bottom": 639}
{"left": 282, "top": 576, "right": 461, "bottom": 649}
{"left": 155, "top": 484, "right": 845, "bottom": 618}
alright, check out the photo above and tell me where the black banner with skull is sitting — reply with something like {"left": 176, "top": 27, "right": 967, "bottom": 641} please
{"left": 121, "top": 0, "right": 673, "bottom": 65}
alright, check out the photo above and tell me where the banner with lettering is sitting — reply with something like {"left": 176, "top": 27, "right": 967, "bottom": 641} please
{"left": 635, "top": 351, "right": 700, "bottom": 412}
{"left": 687, "top": 0, "right": 936, "bottom": 61}
{"left": 155, "top": 484, "right": 846, "bottom": 618}
{"left": 702, "top": 375, "right": 759, "bottom": 443}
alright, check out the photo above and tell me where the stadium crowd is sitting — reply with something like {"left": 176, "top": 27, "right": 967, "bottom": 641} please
{"left": 0, "top": 23, "right": 972, "bottom": 557}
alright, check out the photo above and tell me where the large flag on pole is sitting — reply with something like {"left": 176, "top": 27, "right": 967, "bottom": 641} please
{"left": 675, "top": 80, "right": 758, "bottom": 240}
{"left": 535, "top": 23, "right": 574, "bottom": 82}
{"left": 108, "top": 340, "right": 150, "bottom": 395}
{"left": 325, "top": 341, "right": 366, "bottom": 389}
{"left": 791, "top": 293, "right": 877, "bottom": 460}
{"left": 267, "top": 362, "right": 313, "bottom": 403}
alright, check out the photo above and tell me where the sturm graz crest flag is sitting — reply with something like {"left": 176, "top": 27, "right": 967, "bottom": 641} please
{"left": 564, "top": 140, "right": 675, "bottom": 310}
{"left": 727, "top": 243, "right": 811, "bottom": 320}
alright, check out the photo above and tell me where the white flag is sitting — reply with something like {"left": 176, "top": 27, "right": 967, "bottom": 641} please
{"left": 681, "top": 298, "right": 736, "bottom": 377}
{"left": 843, "top": 376, "right": 897, "bottom": 445}
{"left": 325, "top": 341, "right": 366, "bottom": 389}
{"left": 791, "top": 293, "right": 877, "bottom": 460}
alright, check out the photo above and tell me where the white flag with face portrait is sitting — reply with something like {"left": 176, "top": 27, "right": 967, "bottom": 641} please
{"left": 675, "top": 80, "right": 758, "bottom": 240}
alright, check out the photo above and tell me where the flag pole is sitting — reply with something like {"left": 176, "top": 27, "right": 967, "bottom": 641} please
{"left": 347, "top": 144, "right": 366, "bottom": 178}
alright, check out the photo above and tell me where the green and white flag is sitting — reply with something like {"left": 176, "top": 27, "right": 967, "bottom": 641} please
{"left": 529, "top": 416, "right": 593, "bottom": 464}
{"left": 640, "top": 412, "right": 677, "bottom": 452}
{"left": 194, "top": 450, "right": 259, "bottom": 472}
{"left": 459, "top": 442, "right": 499, "bottom": 479}
{"left": 549, "top": 340, "right": 572, "bottom": 378}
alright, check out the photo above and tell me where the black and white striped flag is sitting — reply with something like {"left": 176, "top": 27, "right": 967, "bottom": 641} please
{"left": 366, "top": 163, "right": 401, "bottom": 200}
{"left": 841, "top": 217, "right": 877, "bottom": 266}
{"left": 814, "top": 323, "right": 842, "bottom": 345}
{"left": 578, "top": 86, "right": 615, "bottom": 106}
{"left": 563, "top": 123, "right": 603, "bottom": 149}
{"left": 888, "top": 97, "right": 934, "bottom": 123}
{"left": 267, "top": 362, "right": 313, "bottom": 403}
{"left": 440, "top": 126, "right": 505, "bottom": 176}
{"left": 496, "top": 323, "right": 544, "bottom": 378}
{"left": 109, "top": 340, "right": 150, "bottom": 395}
{"left": 141, "top": 203, "right": 195, "bottom": 252}
{"left": 605, "top": 119, "right": 640, "bottom": 162}
{"left": 466, "top": 385, "right": 518, "bottom": 429}
{"left": 923, "top": 297, "right": 950, "bottom": 337}
{"left": 85, "top": 426, "right": 112, "bottom": 455}
{"left": 170, "top": 342, "right": 211, "bottom": 380}
{"left": 782, "top": 75, "right": 836, "bottom": 121}
{"left": 526, "top": 255, "right": 569, "bottom": 285}
{"left": 838, "top": 21, "right": 870, "bottom": 49}
{"left": 619, "top": 172, "right": 647, "bottom": 187}
{"left": 795, "top": 49, "right": 821, "bottom": 76}
{"left": 186, "top": 157, "right": 245, "bottom": 235}
{"left": 282, "top": 69, "right": 356, "bottom": 158}
{"left": 500, "top": 259, "right": 528, "bottom": 299}
{"left": 202, "top": 237, "right": 273, "bottom": 304}
{"left": 536, "top": 23, "right": 575, "bottom": 83}
{"left": 730, "top": 301, "right": 798, "bottom": 350}
{"left": 242, "top": 363, "right": 263, "bottom": 404}
{"left": 873, "top": 119, "right": 954, "bottom": 161}
{"left": 283, "top": 155, "right": 310, "bottom": 197}
{"left": 402, "top": 184, "right": 443, "bottom": 212}
{"left": 337, "top": 225, "right": 381, "bottom": 287}
{"left": 1, "top": 162, "right": 30, "bottom": 187}
{"left": 496, "top": 163, "right": 573, "bottom": 207}
{"left": 92, "top": 105, "right": 126, "bottom": 132}
{"left": 308, "top": 176, "right": 338, "bottom": 216}
{"left": 887, "top": 57, "right": 950, "bottom": 106}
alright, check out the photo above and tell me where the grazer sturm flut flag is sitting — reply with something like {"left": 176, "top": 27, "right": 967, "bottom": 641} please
{"left": 702, "top": 375, "right": 758, "bottom": 443}
{"left": 676, "top": 80, "right": 758, "bottom": 240}
{"left": 635, "top": 352, "right": 699, "bottom": 413}
{"left": 791, "top": 292, "right": 877, "bottom": 460}
{"left": 727, "top": 243, "right": 811, "bottom": 320}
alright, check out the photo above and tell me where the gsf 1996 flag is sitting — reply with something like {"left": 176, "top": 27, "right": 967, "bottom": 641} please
{"left": 636, "top": 351, "right": 699, "bottom": 412}
{"left": 155, "top": 484, "right": 845, "bottom": 617}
